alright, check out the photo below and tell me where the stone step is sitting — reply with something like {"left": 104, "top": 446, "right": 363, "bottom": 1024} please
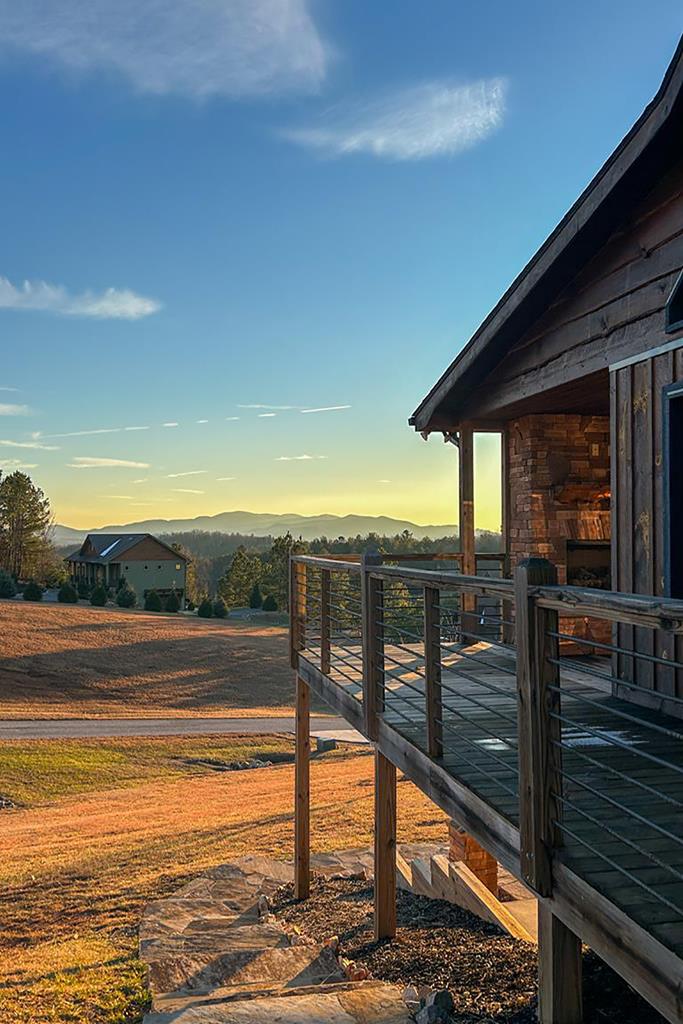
{"left": 140, "top": 920, "right": 289, "bottom": 959}
{"left": 143, "top": 982, "right": 411, "bottom": 1023}
{"left": 141, "top": 899, "right": 262, "bottom": 944}
{"left": 148, "top": 944, "right": 345, "bottom": 1003}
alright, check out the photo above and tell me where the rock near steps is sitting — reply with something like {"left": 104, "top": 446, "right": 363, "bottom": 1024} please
{"left": 140, "top": 852, "right": 412, "bottom": 1024}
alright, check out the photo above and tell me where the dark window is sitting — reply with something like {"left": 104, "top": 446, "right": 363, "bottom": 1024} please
{"left": 665, "top": 384, "right": 683, "bottom": 596}
{"left": 665, "top": 270, "right": 683, "bottom": 333}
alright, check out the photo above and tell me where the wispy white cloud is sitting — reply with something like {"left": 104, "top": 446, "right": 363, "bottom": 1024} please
{"left": 41, "top": 427, "right": 122, "bottom": 438}
{"left": 275, "top": 454, "right": 327, "bottom": 461}
{"left": 0, "top": 438, "right": 59, "bottom": 450}
{"left": 0, "top": 386, "right": 19, "bottom": 392}
{"left": 0, "top": 402, "right": 31, "bottom": 415}
{"left": 0, "top": 276, "right": 161, "bottom": 319}
{"left": 166, "top": 470, "right": 207, "bottom": 478}
{"left": 162, "top": 422, "right": 178, "bottom": 428}
{"left": 67, "top": 456, "right": 150, "bottom": 469}
{"left": 172, "top": 487, "right": 204, "bottom": 494}
{"left": 258, "top": 412, "right": 277, "bottom": 418}
{"left": 131, "top": 478, "right": 148, "bottom": 484}
{"left": 225, "top": 416, "right": 240, "bottom": 421}
{"left": 0, "top": 458, "right": 38, "bottom": 469}
{"left": 300, "top": 404, "right": 351, "bottom": 414}
{"left": 238, "top": 404, "right": 299, "bottom": 410}
{"left": 124, "top": 425, "right": 149, "bottom": 432}
{"left": 196, "top": 419, "right": 209, "bottom": 424}
{"left": 217, "top": 476, "right": 236, "bottom": 481}
{"left": 378, "top": 479, "right": 391, "bottom": 484}
{"left": 284, "top": 78, "right": 507, "bottom": 161}
{"left": 0, "top": 0, "right": 328, "bottom": 98}
{"left": 108, "top": 494, "right": 134, "bottom": 499}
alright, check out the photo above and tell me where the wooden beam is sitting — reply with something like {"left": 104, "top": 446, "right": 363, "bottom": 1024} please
{"left": 458, "top": 424, "right": 476, "bottom": 577}
{"left": 320, "top": 568, "right": 331, "bottom": 676}
{"left": 294, "top": 674, "right": 310, "bottom": 900}
{"left": 537, "top": 904, "right": 583, "bottom": 1024}
{"left": 362, "top": 551, "right": 384, "bottom": 741}
{"left": 374, "top": 749, "right": 397, "bottom": 940}
{"left": 424, "top": 584, "right": 443, "bottom": 758}
{"left": 515, "top": 558, "right": 561, "bottom": 896}
{"left": 289, "top": 559, "right": 306, "bottom": 669}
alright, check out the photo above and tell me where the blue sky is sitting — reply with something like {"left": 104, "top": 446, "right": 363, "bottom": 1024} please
{"left": 0, "top": 2, "right": 680, "bottom": 530}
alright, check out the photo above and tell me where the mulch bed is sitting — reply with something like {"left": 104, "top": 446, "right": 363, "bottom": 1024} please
{"left": 271, "top": 875, "right": 666, "bottom": 1023}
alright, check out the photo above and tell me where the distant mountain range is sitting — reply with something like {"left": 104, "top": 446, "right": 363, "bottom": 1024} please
{"left": 53, "top": 510, "right": 460, "bottom": 548}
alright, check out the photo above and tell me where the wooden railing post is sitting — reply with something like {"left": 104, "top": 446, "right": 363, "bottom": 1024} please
{"left": 289, "top": 558, "right": 306, "bottom": 670}
{"left": 362, "top": 551, "right": 383, "bottom": 740}
{"left": 294, "top": 674, "right": 310, "bottom": 899}
{"left": 424, "top": 584, "right": 443, "bottom": 758}
{"left": 374, "top": 749, "right": 397, "bottom": 939}
{"left": 320, "top": 568, "right": 331, "bottom": 676}
{"left": 459, "top": 424, "right": 478, "bottom": 639}
{"left": 514, "top": 557, "right": 562, "bottom": 896}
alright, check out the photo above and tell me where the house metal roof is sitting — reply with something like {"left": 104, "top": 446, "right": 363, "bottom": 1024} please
{"left": 67, "top": 533, "right": 188, "bottom": 564}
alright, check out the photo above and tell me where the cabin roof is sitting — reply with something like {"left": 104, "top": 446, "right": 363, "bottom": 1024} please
{"left": 410, "top": 36, "right": 683, "bottom": 433}
{"left": 68, "top": 533, "right": 188, "bottom": 564}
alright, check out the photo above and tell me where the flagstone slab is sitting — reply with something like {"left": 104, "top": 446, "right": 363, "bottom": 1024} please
{"left": 150, "top": 945, "right": 345, "bottom": 1003}
{"left": 144, "top": 984, "right": 411, "bottom": 1023}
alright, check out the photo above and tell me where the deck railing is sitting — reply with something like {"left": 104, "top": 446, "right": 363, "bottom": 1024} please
{"left": 290, "top": 553, "right": 683, "bottom": 1020}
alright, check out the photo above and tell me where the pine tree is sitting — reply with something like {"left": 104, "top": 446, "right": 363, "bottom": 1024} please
{"left": 144, "top": 590, "right": 162, "bottom": 612}
{"left": 0, "top": 472, "right": 52, "bottom": 579}
{"left": 248, "top": 583, "right": 263, "bottom": 609}
{"left": 217, "top": 547, "right": 263, "bottom": 608}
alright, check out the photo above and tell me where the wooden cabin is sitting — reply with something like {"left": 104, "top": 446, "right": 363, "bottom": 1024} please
{"left": 290, "top": 38, "right": 683, "bottom": 1024}
{"left": 411, "top": 37, "right": 683, "bottom": 716}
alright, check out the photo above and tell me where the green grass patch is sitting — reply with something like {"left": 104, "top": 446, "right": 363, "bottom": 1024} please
{"left": 0, "top": 735, "right": 300, "bottom": 807}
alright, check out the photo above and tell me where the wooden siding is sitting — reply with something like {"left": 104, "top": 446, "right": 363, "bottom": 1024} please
{"left": 463, "top": 159, "right": 683, "bottom": 420}
{"left": 612, "top": 348, "right": 683, "bottom": 706}
{"left": 118, "top": 537, "right": 180, "bottom": 563}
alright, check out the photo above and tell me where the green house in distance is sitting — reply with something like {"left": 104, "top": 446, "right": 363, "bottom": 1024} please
{"left": 66, "top": 533, "right": 188, "bottom": 608}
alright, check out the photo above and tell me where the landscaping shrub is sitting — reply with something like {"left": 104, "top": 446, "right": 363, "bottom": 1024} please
{"left": 197, "top": 598, "right": 213, "bottom": 618}
{"left": 116, "top": 583, "right": 137, "bottom": 608}
{"left": 165, "top": 590, "right": 180, "bottom": 613}
{"left": 0, "top": 569, "right": 16, "bottom": 598}
{"left": 262, "top": 594, "right": 278, "bottom": 612}
{"left": 213, "top": 597, "right": 228, "bottom": 619}
{"left": 77, "top": 579, "right": 91, "bottom": 599}
{"left": 57, "top": 582, "right": 78, "bottom": 604}
{"left": 248, "top": 583, "right": 263, "bottom": 609}
{"left": 186, "top": 599, "right": 195, "bottom": 611}
{"left": 23, "top": 580, "right": 43, "bottom": 601}
{"left": 144, "top": 589, "right": 162, "bottom": 612}
{"left": 90, "top": 584, "right": 108, "bottom": 607}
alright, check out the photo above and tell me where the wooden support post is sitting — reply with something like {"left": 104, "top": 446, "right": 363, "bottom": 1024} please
{"left": 515, "top": 558, "right": 562, "bottom": 896}
{"left": 458, "top": 424, "right": 477, "bottom": 637}
{"left": 374, "top": 749, "right": 397, "bottom": 940}
{"left": 289, "top": 559, "right": 306, "bottom": 670}
{"left": 538, "top": 903, "right": 583, "bottom": 1024}
{"left": 320, "top": 568, "right": 331, "bottom": 676}
{"left": 294, "top": 674, "right": 310, "bottom": 900}
{"left": 424, "top": 584, "right": 443, "bottom": 758}
{"left": 362, "top": 551, "right": 384, "bottom": 741}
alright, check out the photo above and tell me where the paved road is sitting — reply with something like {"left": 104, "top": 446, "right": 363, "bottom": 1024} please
{"left": 0, "top": 716, "right": 366, "bottom": 742}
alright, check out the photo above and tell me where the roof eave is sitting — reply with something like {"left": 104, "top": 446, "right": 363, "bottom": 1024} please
{"left": 410, "top": 36, "right": 683, "bottom": 433}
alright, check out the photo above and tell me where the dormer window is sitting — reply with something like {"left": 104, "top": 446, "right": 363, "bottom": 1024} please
{"left": 665, "top": 269, "right": 683, "bottom": 333}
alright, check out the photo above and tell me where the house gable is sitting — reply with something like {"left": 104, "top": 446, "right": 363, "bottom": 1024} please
{"left": 114, "top": 536, "right": 183, "bottom": 564}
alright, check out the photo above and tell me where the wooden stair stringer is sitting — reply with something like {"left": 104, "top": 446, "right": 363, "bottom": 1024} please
{"left": 430, "top": 855, "right": 536, "bottom": 943}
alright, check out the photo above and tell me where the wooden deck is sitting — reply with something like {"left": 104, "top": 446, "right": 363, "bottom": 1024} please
{"left": 307, "top": 636, "right": 683, "bottom": 962}
{"left": 291, "top": 556, "right": 683, "bottom": 1021}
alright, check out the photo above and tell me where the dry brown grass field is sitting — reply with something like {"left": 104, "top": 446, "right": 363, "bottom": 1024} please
{"left": 0, "top": 600, "right": 304, "bottom": 718}
{"left": 0, "top": 736, "right": 448, "bottom": 1024}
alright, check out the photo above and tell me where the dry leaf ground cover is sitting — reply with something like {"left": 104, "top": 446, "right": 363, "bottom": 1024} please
{"left": 0, "top": 600, "right": 313, "bottom": 718}
{"left": 0, "top": 737, "right": 448, "bottom": 1024}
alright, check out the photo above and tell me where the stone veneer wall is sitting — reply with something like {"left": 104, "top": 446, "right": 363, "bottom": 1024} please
{"left": 507, "top": 414, "right": 611, "bottom": 584}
